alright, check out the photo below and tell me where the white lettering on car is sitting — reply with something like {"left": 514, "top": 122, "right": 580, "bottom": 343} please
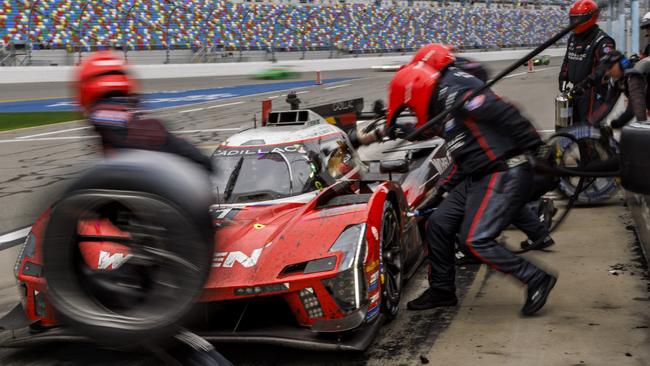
{"left": 98, "top": 251, "right": 132, "bottom": 270}
{"left": 212, "top": 248, "right": 264, "bottom": 268}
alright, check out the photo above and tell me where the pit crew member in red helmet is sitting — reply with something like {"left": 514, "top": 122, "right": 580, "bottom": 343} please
{"left": 369, "top": 44, "right": 557, "bottom": 315}
{"left": 559, "top": 0, "right": 615, "bottom": 124}
{"left": 76, "top": 50, "right": 212, "bottom": 171}
{"left": 408, "top": 44, "right": 556, "bottom": 252}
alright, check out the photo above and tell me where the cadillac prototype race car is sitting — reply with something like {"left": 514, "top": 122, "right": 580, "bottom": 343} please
{"left": 3, "top": 99, "right": 451, "bottom": 351}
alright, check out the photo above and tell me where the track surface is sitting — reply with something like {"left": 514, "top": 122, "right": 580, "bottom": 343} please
{"left": 0, "top": 58, "right": 648, "bottom": 365}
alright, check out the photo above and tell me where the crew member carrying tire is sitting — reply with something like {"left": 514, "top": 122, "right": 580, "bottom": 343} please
{"left": 357, "top": 44, "right": 558, "bottom": 316}
{"left": 39, "top": 51, "right": 230, "bottom": 365}
{"left": 559, "top": 0, "right": 615, "bottom": 125}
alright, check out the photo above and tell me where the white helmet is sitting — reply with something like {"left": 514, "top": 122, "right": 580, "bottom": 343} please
{"left": 641, "top": 12, "right": 650, "bottom": 29}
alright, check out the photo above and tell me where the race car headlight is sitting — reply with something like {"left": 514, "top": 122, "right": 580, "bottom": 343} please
{"left": 14, "top": 232, "right": 36, "bottom": 278}
{"left": 323, "top": 223, "right": 367, "bottom": 312}
{"left": 328, "top": 223, "right": 366, "bottom": 272}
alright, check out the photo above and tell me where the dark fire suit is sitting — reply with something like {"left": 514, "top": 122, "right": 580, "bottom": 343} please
{"left": 435, "top": 161, "right": 551, "bottom": 249}
{"left": 559, "top": 25, "right": 615, "bottom": 124}
{"left": 89, "top": 97, "right": 213, "bottom": 171}
{"left": 424, "top": 68, "right": 547, "bottom": 294}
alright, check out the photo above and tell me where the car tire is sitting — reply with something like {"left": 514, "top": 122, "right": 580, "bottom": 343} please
{"left": 555, "top": 126, "right": 619, "bottom": 203}
{"left": 380, "top": 200, "right": 402, "bottom": 319}
{"left": 42, "top": 150, "right": 214, "bottom": 347}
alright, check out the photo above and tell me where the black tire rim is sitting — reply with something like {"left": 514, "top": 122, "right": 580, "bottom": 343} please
{"left": 381, "top": 205, "right": 402, "bottom": 316}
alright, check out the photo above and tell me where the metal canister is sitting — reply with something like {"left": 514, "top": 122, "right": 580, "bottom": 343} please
{"left": 555, "top": 93, "right": 573, "bottom": 130}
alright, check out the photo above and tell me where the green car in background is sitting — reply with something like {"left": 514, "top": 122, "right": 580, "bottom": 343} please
{"left": 533, "top": 55, "right": 551, "bottom": 66}
{"left": 253, "top": 66, "right": 299, "bottom": 80}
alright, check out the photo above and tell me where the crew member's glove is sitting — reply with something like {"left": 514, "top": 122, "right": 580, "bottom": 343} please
{"left": 610, "top": 117, "right": 626, "bottom": 129}
{"left": 354, "top": 125, "right": 384, "bottom": 146}
{"left": 571, "top": 76, "right": 595, "bottom": 97}
{"left": 387, "top": 122, "right": 415, "bottom": 140}
{"left": 558, "top": 79, "right": 566, "bottom": 92}
{"left": 408, "top": 189, "right": 446, "bottom": 217}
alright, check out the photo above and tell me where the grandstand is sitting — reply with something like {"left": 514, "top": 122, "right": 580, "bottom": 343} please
{"left": 0, "top": 1, "right": 567, "bottom": 65}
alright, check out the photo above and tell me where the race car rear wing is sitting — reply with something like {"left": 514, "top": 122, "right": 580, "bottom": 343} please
{"left": 261, "top": 98, "right": 367, "bottom": 133}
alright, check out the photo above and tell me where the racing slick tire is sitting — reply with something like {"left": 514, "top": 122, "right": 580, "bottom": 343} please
{"left": 380, "top": 200, "right": 403, "bottom": 319}
{"left": 42, "top": 150, "right": 214, "bottom": 347}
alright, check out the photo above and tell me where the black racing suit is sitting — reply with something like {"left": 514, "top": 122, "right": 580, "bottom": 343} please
{"left": 435, "top": 162, "right": 550, "bottom": 248}
{"left": 89, "top": 97, "right": 213, "bottom": 171}
{"left": 423, "top": 67, "right": 547, "bottom": 294}
{"left": 559, "top": 26, "right": 615, "bottom": 124}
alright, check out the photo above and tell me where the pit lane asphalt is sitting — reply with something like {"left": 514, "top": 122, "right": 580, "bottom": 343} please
{"left": 2, "top": 57, "right": 647, "bottom": 365}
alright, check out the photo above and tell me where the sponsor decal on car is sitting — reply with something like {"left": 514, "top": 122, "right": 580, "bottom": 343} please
{"left": 214, "top": 145, "right": 306, "bottom": 156}
{"left": 97, "top": 250, "right": 132, "bottom": 270}
{"left": 430, "top": 155, "right": 451, "bottom": 174}
{"left": 212, "top": 248, "right": 264, "bottom": 268}
{"left": 365, "top": 259, "right": 380, "bottom": 272}
{"left": 371, "top": 226, "right": 379, "bottom": 241}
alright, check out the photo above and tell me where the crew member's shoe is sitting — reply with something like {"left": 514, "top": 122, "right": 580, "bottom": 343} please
{"left": 520, "top": 235, "right": 555, "bottom": 251}
{"left": 407, "top": 288, "right": 458, "bottom": 311}
{"left": 521, "top": 273, "right": 557, "bottom": 316}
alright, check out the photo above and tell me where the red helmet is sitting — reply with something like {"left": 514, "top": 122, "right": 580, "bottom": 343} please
{"left": 410, "top": 43, "right": 456, "bottom": 72}
{"left": 386, "top": 63, "right": 441, "bottom": 130}
{"left": 76, "top": 51, "right": 135, "bottom": 110}
{"left": 569, "top": 0, "right": 599, "bottom": 34}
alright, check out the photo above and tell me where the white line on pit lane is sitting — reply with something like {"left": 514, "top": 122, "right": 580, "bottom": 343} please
{"left": 324, "top": 83, "right": 351, "bottom": 90}
{"left": 179, "top": 101, "right": 245, "bottom": 114}
{"left": 503, "top": 66, "right": 560, "bottom": 79}
{"left": 0, "top": 135, "right": 98, "bottom": 143}
{"left": 16, "top": 126, "right": 92, "bottom": 140}
{"left": 0, "top": 227, "right": 30, "bottom": 246}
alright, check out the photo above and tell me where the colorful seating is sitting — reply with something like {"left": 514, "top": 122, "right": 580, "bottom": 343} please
{"left": 0, "top": 0, "right": 567, "bottom": 52}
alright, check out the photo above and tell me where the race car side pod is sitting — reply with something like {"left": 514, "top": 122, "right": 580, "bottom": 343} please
{"left": 399, "top": 4, "right": 606, "bottom": 142}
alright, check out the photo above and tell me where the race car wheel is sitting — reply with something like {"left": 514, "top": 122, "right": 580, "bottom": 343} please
{"left": 42, "top": 151, "right": 214, "bottom": 347}
{"left": 555, "top": 126, "right": 619, "bottom": 203}
{"left": 380, "top": 201, "right": 402, "bottom": 319}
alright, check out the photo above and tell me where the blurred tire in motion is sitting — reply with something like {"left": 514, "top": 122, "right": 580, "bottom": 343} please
{"left": 41, "top": 150, "right": 214, "bottom": 347}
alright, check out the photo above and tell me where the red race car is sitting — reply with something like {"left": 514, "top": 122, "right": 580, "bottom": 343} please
{"left": 4, "top": 100, "right": 451, "bottom": 351}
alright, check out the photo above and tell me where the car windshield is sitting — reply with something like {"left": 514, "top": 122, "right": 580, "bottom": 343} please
{"left": 212, "top": 146, "right": 320, "bottom": 204}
